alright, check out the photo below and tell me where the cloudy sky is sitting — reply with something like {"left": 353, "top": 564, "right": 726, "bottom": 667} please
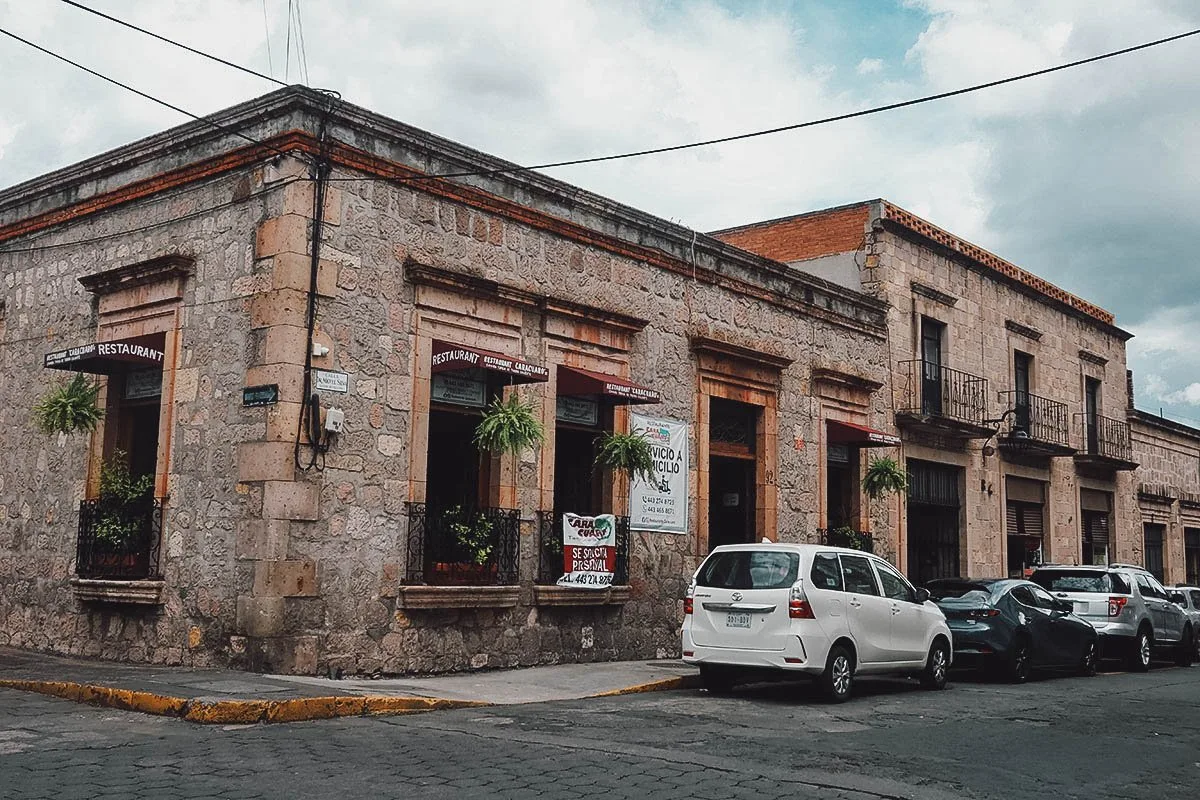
{"left": 2, "top": 0, "right": 1199, "bottom": 420}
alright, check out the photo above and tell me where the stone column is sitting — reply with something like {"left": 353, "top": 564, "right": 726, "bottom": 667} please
{"left": 233, "top": 158, "right": 341, "bottom": 674}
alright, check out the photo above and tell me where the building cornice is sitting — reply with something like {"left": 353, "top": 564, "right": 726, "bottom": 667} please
{"left": 0, "top": 87, "right": 889, "bottom": 339}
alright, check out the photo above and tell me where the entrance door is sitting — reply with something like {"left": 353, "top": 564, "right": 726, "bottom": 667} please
{"left": 708, "top": 456, "right": 755, "bottom": 550}
{"left": 921, "top": 317, "right": 945, "bottom": 416}
{"left": 906, "top": 460, "right": 962, "bottom": 585}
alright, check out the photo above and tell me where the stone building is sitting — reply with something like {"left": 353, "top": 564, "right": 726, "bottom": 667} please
{"left": 1129, "top": 409, "right": 1200, "bottom": 585}
{"left": 0, "top": 87, "right": 896, "bottom": 674}
{"left": 715, "top": 200, "right": 1141, "bottom": 582}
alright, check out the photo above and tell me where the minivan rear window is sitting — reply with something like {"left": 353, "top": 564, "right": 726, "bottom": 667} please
{"left": 697, "top": 551, "right": 800, "bottom": 590}
{"left": 1031, "top": 570, "right": 1131, "bottom": 594}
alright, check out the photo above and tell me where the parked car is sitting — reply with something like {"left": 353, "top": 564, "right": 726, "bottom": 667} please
{"left": 681, "top": 543, "right": 952, "bottom": 702}
{"left": 1030, "top": 564, "right": 1194, "bottom": 670}
{"left": 1171, "top": 585, "right": 1200, "bottom": 662}
{"left": 926, "top": 578, "right": 1098, "bottom": 682}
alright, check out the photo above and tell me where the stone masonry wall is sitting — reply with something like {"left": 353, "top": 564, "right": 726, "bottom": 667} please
{"left": 869, "top": 220, "right": 1135, "bottom": 576}
{"left": 0, "top": 165, "right": 291, "bottom": 665}
{"left": 1131, "top": 415, "right": 1200, "bottom": 583}
{"left": 0, "top": 146, "right": 892, "bottom": 674}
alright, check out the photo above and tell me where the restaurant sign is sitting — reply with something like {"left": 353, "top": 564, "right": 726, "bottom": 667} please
{"left": 556, "top": 513, "right": 616, "bottom": 589}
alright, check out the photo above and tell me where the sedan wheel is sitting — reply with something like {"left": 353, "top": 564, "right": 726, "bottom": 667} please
{"left": 1079, "top": 640, "right": 1098, "bottom": 677}
{"left": 1008, "top": 640, "right": 1031, "bottom": 684}
{"left": 821, "top": 645, "right": 854, "bottom": 703}
{"left": 920, "top": 641, "right": 950, "bottom": 690}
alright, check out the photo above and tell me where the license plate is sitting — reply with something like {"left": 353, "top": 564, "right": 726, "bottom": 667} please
{"left": 725, "top": 612, "right": 752, "bottom": 629}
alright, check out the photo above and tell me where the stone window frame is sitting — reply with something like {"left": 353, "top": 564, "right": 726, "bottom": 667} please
{"left": 691, "top": 336, "right": 792, "bottom": 554}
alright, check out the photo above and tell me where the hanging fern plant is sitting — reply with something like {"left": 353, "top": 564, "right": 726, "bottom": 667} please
{"left": 862, "top": 456, "right": 908, "bottom": 500}
{"left": 474, "top": 393, "right": 544, "bottom": 456}
{"left": 594, "top": 430, "right": 656, "bottom": 484}
{"left": 33, "top": 373, "right": 104, "bottom": 435}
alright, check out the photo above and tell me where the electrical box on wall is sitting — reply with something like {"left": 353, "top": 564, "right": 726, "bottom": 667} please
{"left": 325, "top": 407, "right": 345, "bottom": 434}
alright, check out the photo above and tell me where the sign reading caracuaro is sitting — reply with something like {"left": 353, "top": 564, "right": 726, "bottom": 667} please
{"left": 557, "top": 513, "right": 616, "bottom": 589}
{"left": 629, "top": 413, "right": 688, "bottom": 534}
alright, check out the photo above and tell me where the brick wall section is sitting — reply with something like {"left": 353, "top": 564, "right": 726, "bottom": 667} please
{"left": 710, "top": 205, "right": 870, "bottom": 264}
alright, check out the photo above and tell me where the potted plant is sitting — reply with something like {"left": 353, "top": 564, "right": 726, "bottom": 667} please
{"left": 593, "top": 430, "right": 656, "bottom": 485}
{"left": 829, "top": 525, "right": 872, "bottom": 552}
{"left": 90, "top": 453, "right": 155, "bottom": 572}
{"left": 33, "top": 373, "right": 104, "bottom": 435}
{"left": 436, "top": 505, "right": 497, "bottom": 583}
{"left": 473, "top": 393, "right": 544, "bottom": 456}
{"left": 862, "top": 456, "right": 908, "bottom": 499}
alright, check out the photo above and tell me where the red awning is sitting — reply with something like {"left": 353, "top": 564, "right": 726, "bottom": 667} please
{"left": 44, "top": 334, "right": 165, "bottom": 375}
{"left": 431, "top": 339, "right": 549, "bottom": 384}
{"left": 827, "top": 419, "right": 901, "bottom": 448}
{"left": 556, "top": 365, "right": 660, "bottom": 404}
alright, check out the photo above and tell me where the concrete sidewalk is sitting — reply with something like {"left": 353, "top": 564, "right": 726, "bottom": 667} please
{"left": 0, "top": 647, "right": 699, "bottom": 724}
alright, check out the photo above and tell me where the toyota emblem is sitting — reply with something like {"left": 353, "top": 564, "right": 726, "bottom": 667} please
{"left": 731, "top": 591, "right": 743, "bottom": 601}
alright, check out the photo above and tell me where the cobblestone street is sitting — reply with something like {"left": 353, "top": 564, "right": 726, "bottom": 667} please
{"left": 3, "top": 665, "right": 1199, "bottom": 799}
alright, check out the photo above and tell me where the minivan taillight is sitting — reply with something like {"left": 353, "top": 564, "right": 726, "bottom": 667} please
{"left": 1108, "top": 596, "right": 1129, "bottom": 617}
{"left": 789, "top": 582, "right": 814, "bottom": 619}
{"left": 684, "top": 582, "right": 695, "bottom": 615}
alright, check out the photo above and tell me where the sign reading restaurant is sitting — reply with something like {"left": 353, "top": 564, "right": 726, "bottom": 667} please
{"left": 44, "top": 337, "right": 165, "bottom": 370}
{"left": 430, "top": 339, "right": 549, "bottom": 383}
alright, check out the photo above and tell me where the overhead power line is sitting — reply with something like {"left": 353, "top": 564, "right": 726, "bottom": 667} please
{"left": 325, "top": 26, "right": 1200, "bottom": 185}
{"left": 57, "top": 0, "right": 286, "bottom": 86}
{"left": 0, "top": 26, "right": 298, "bottom": 162}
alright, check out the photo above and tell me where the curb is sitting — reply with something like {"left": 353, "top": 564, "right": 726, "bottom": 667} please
{"left": 0, "top": 679, "right": 489, "bottom": 724}
{"left": 586, "top": 674, "right": 702, "bottom": 698}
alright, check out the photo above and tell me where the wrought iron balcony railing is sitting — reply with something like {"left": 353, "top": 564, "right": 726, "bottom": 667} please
{"left": 1080, "top": 414, "right": 1134, "bottom": 462}
{"left": 997, "top": 390, "right": 1070, "bottom": 447}
{"left": 537, "top": 512, "right": 631, "bottom": 585}
{"left": 404, "top": 503, "right": 520, "bottom": 586}
{"left": 896, "top": 360, "right": 988, "bottom": 426}
{"left": 76, "top": 497, "right": 163, "bottom": 580}
{"left": 817, "top": 527, "right": 875, "bottom": 554}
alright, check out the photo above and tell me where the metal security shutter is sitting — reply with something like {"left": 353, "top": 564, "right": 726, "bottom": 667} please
{"left": 1006, "top": 501, "right": 1044, "bottom": 538}
{"left": 908, "top": 460, "right": 961, "bottom": 507}
{"left": 1080, "top": 489, "right": 1112, "bottom": 513}
{"left": 1083, "top": 511, "right": 1110, "bottom": 545}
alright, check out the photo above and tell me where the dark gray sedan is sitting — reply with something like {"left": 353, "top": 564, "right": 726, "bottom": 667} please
{"left": 927, "top": 578, "right": 1099, "bottom": 683}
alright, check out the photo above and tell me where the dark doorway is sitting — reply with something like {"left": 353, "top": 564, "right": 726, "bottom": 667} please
{"left": 425, "top": 407, "right": 486, "bottom": 510}
{"left": 826, "top": 444, "right": 859, "bottom": 530}
{"left": 906, "top": 459, "right": 962, "bottom": 585}
{"left": 920, "top": 317, "right": 945, "bottom": 416}
{"left": 111, "top": 367, "right": 162, "bottom": 483}
{"left": 709, "top": 455, "right": 755, "bottom": 550}
{"left": 1085, "top": 377, "right": 1101, "bottom": 454}
{"left": 1014, "top": 351, "right": 1033, "bottom": 434}
{"left": 554, "top": 425, "right": 601, "bottom": 517}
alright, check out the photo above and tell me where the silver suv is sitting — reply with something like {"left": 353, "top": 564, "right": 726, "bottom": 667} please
{"left": 1171, "top": 585, "right": 1200, "bottom": 662}
{"left": 1030, "top": 564, "right": 1194, "bottom": 671}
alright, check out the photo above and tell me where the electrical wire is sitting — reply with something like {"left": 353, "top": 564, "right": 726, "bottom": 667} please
{"left": 0, "top": 26, "right": 299, "bottom": 162}
{"left": 294, "top": 0, "right": 311, "bottom": 86}
{"left": 322, "top": 26, "right": 1200, "bottom": 185}
{"left": 262, "top": 0, "right": 274, "bottom": 78}
{"left": 57, "top": 0, "right": 286, "bottom": 87}
{"left": 284, "top": 0, "right": 294, "bottom": 83}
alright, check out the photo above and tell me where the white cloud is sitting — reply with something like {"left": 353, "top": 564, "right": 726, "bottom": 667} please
{"left": 1, "top": 0, "right": 1199, "bottom": 419}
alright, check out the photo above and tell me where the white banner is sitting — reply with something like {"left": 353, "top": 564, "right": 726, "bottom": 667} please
{"left": 557, "top": 513, "right": 616, "bottom": 589}
{"left": 629, "top": 413, "right": 688, "bottom": 534}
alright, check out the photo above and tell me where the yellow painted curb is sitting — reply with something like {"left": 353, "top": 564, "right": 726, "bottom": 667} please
{"left": 587, "top": 674, "right": 702, "bottom": 698}
{"left": 0, "top": 679, "right": 489, "bottom": 725}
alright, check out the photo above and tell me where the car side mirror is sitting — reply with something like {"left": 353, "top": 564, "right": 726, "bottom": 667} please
{"left": 1052, "top": 599, "right": 1072, "bottom": 613}
{"left": 914, "top": 588, "right": 931, "bottom": 604}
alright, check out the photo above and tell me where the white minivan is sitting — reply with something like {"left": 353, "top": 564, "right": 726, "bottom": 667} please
{"left": 682, "top": 543, "right": 952, "bottom": 702}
